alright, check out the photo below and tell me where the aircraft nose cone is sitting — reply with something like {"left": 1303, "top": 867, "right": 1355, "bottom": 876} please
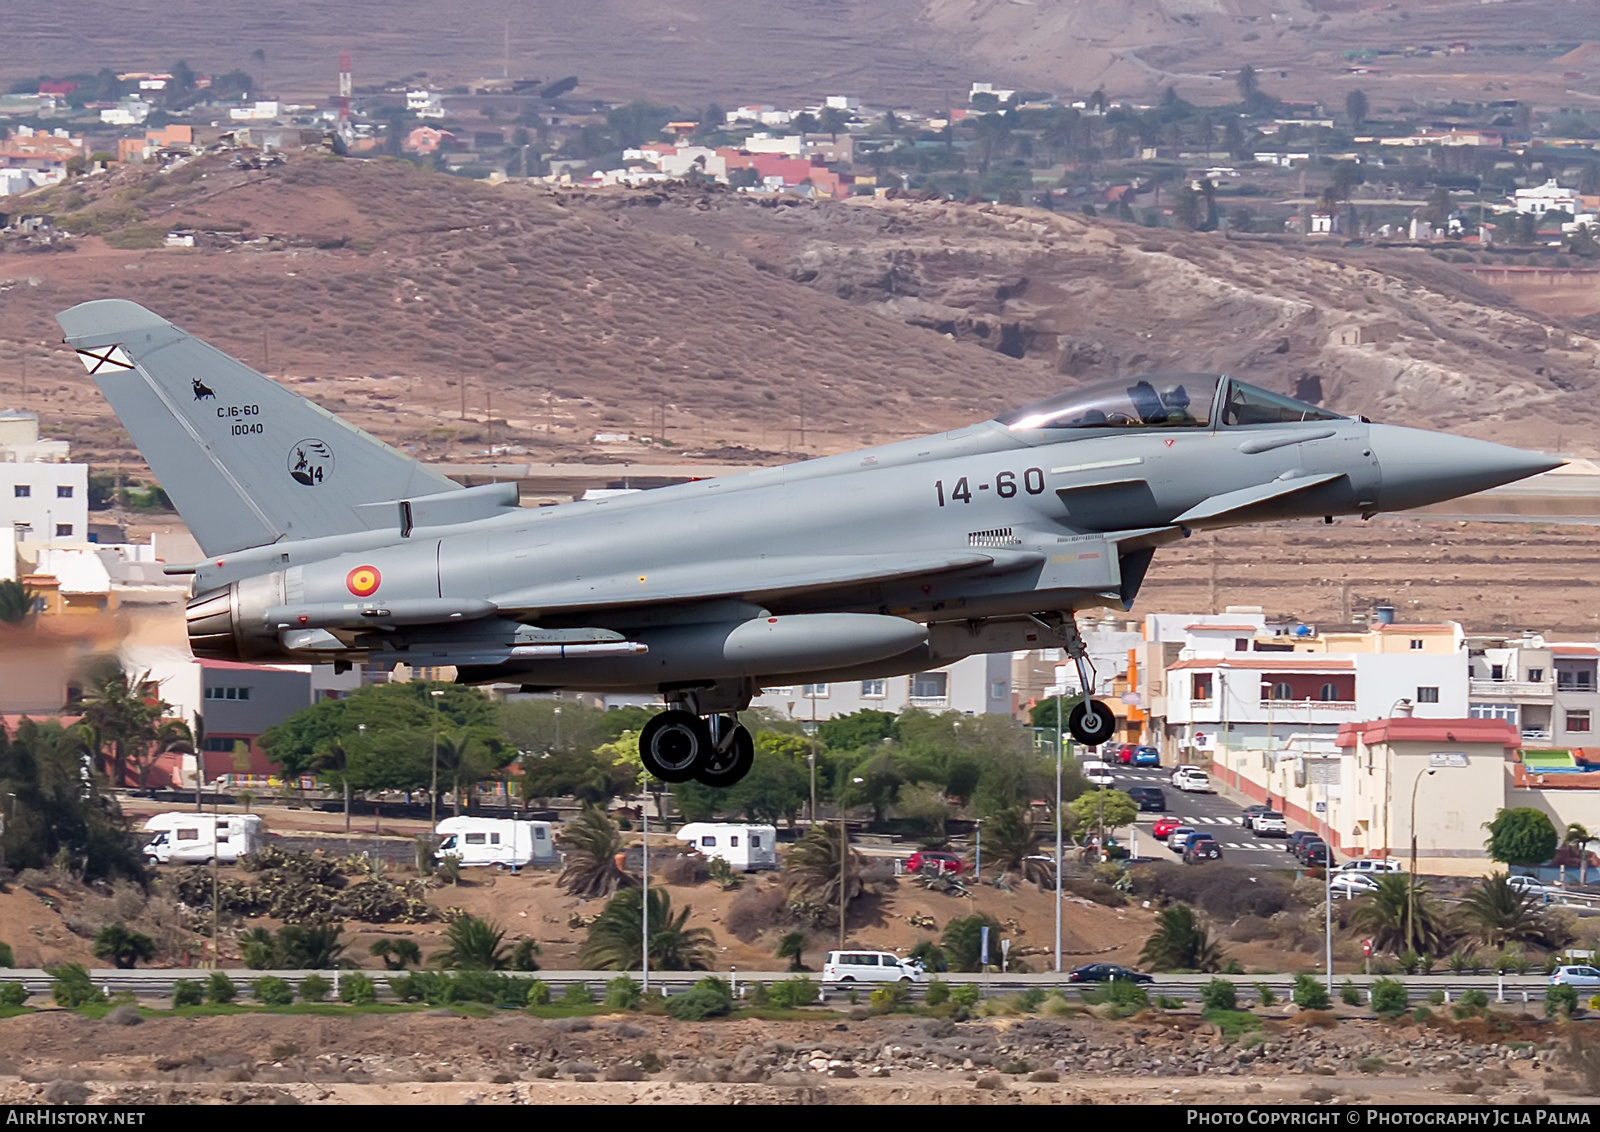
{"left": 1370, "top": 424, "right": 1564, "bottom": 513}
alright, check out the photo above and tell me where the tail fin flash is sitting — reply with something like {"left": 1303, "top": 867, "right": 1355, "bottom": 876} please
{"left": 57, "top": 300, "right": 460, "bottom": 557}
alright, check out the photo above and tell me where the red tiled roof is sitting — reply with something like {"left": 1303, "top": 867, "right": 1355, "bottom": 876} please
{"left": 1551, "top": 645, "right": 1600, "bottom": 657}
{"left": 1335, "top": 717, "right": 1519, "bottom": 750}
{"left": 1168, "top": 658, "right": 1354, "bottom": 671}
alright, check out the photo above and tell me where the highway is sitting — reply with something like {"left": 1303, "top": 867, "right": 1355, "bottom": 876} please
{"left": 0, "top": 968, "right": 1556, "bottom": 1008}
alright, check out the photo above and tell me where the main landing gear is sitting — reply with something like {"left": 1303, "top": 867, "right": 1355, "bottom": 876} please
{"left": 639, "top": 710, "right": 755, "bottom": 787}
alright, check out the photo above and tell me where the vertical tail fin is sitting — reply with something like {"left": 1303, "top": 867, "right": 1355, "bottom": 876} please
{"left": 57, "top": 299, "right": 460, "bottom": 557}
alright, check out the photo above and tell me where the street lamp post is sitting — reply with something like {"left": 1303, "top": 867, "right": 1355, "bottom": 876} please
{"left": 1382, "top": 699, "right": 1413, "bottom": 861}
{"left": 1055, "top": 684, "right": 1063, "bottom": 974}
{"left": 429, "top": 688, "right": 445, "bottom": 828}
{"left": 1407, "top": 767, "right": 1437, "bottom": 954}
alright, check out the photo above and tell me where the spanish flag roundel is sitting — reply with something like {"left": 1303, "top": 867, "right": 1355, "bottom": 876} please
{"left": 346, "top": 565, "right": 382, "bottom": 597}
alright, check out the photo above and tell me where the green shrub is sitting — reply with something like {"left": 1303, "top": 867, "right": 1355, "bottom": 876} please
{"left": 1255, "top": 982, "right": 1277, "bottom": 1008}
{"left": 1358, "top": 1056, "right": 1386, "bottom": 1074}
{"left": 1157, "top": 994, "right": 1184, "bottom": 1010}
{"left": 298, "top": 973, "right": 332, "bottom": 1003}
{"left": 206, "top": 971, "right": 237, "bottom": 1004}
{"left": 1017, "top": 987, "right": 1047, "bottom": 1012}
{"left": 252, "top": 977, "right": 295, "bottom": 1007}
{"left": 340, "top": 973, "right": 377, "bottom": 1005}
{"left": 1546, "top": 983, "right": 1580, "bottom": 1018}
{"left": 1200, "top": 978, "right": 1237, "bottom": 1012}
{"left": 766, "top": 976, "right": 818, "bottom": 1009}
{"left": 1411, "top": 1005, "right": 1433, "bottom": 1022}
{"left": 48, "top": 963, "right": 104, "bottom": 1008}
{"left": 0, "top": 983, "right": 27, "bottom": 1008}
{"left": 0, "top": 942, "right": 13, "bottom": 968}
{"left": 746, "top": 981, "right": 768, "bottom": 1006}
{"left": 604, "top": 976, "right": 641, "bottom": 1010}
{"left": 561, "top": 981, "right": 594, "bottom": 1006}
{"left": 387, "top": 974, "right": 419, "bottom": 1002}
{"left": 1340, "top": 981, "right": 1361, "bottom": 1006}
{"left": 1370, "top": 978, "right": 1408, "bottom": 1017}
{"left": 1292, "top": 974, "right": 1330, "bottom": 1011}
{"left": 525, "top": 980, "right": 551, "bottom": 1006}
{"left": 1203, "top": 1009, "right": 1261, "bottom": 1039}
{"left": 949, "top": 984, "right": 980, "bottom": 1008}
{"left": 1459, "top": 988, "right": 1489, "bottom": 1010}
{"left": 1428, "top": 989, "right": 1446, "bottom": 1006}
{"left": 667, "top": 977, "right": 733, "bottom": 1021}
{"left": 868, "top": 982, "right": 911, "bottom": 1014}
{"left": 171, "top": 979, "right": 204, "bottom": 1008}
{"left": 924, "top": 977, "right": 950, "bottom": 1007}
{"left": 1082, "top": 979, "right": 1149, "bottom": 1013}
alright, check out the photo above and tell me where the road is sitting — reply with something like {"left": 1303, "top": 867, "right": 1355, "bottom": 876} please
{"left": 1097, "top": 759, "right": 1298, "bottom": 863}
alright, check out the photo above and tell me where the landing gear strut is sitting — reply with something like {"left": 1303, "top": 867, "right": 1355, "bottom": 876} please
{"left": 639, "top": 704, "right": 755, "bottom": 787}
{"left": 1033, "top": 612, "right": 1115, "bottom": 748}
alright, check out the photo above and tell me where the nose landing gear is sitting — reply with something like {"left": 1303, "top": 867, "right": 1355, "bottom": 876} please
{"left": 638, "top": 709, "right": 755, "bottom": 787}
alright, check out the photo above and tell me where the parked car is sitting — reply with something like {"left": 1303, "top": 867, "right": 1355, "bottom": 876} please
{"left": 1067, "top": 963, "right": 1153, "bottom": 985}
{"left": 1183, "top": 831, "right": 1218, "bottom": 852}
{"left": 823, "top": 950, "right": 925, "bottom": 983}
{"left": 1251, "top": 812, "right": 1289, "bottom": 837}
{"left": 1126, "top": 786, "right": 1167, "bottom": 812}
{"left": 1152, "top": 816, "right": 1184, "bottom": 840}
{"left": 1335, "top": 858, "right": 1405, "bottom": 875}
{"left": 1081, "top": 759, "right": 1115, "bottom": 786}
{"left": 1298, "top": 840, "right": 1333, "bottom": 867}
{"left": 1132, "top": 747, "right": 1162, "bottom": 768}
{"left": 1171, "top": 767, "right": 1213, "bottom": 793}
{"left": 1114, "top": 743, "right": 1137, "bottom": 765}
{"left": 1184, "top": 840, "right": 1223, "bottom": 863}
{"left": 1286, "top": 830, "right": 1321, "bottom": 854}
{"left": 1329, "top": 873, "right": 1380, "bottom": 898}
{"left": 906, "top": 850, "right": 964, "bottom": 876}
{"left": 1550, "top": 965, "right": 1600, "bottom": 988}
{"left": 1239, "top": 804, "right": 1273, "bottom": 826}
{"left": 1166, "top": 826, "right": 1198, "bottom": 852}
{"left": 1508, "top": 875, "right": 1555, "bottom": 900}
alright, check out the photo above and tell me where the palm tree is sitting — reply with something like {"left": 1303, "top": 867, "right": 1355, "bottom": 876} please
{"left": 1350, "top": 874, "right": 1452, "bottom": 956}
{"left": 775, "top": 930, "right": 808, "bottom": 971}
{"left": 0, "top": 578, "right": 38, "bottom": 623}
{"left": 92, "top": 923, "right": 155, "bottom": 969}
{"left": 1459, "top": 873, "right": 1566, "bottom": 950}
{"left": 579, "top": 887, "right": 715, "bottom": 971}
{"left": 1563, "top": 824, "right": 1594, "bottom": 885}
{"left": 369, "top": 938, "right": 422, "bottom": 970}
{"left": 431, "top": 915, "right": 510, "bottom": 970}
{"left": 985, "top": 808, "right": 1053, "bottom": 888}
{"left": 1139, "top": 904, "right": 1226, "bottom": 972}
{"left": 557, "top": 806, "right": 637, "bottom": 899}
{"left": 78, "top": 662, "right": 167, "bottom": 787}
{"left": 276, "top": 924, "right": 348, "bottom": 969}
{"left": 781, "top": 824, "right": 863, "bottom": 917}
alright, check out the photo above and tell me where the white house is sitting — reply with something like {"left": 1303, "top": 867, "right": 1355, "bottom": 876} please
{"left": 750, "top": 653, "right": 1012, "bottom": 722}
{"left": 1514, "top": 179, "right": 1580, "bottom": 216}
{"left": 0, "top": 412, "right": 87, "bottom": 545}
{"left": 406, "top": 91, "right": 445, "bottom": 119}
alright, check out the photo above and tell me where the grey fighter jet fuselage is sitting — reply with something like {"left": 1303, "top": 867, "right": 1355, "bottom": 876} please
{"left": 57, "top": 300, "right": 1559, "bottom": 786}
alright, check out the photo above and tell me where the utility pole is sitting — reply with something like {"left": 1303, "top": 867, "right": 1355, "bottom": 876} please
{"left": 838, "top": 814, "right": 847, "bottom": 951}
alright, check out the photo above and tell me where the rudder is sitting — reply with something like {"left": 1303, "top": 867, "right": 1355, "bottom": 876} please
{"left": 57, "top": 299, "right": 459, "bottom": 557}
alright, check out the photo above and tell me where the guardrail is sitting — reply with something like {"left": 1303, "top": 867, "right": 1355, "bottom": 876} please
{"left": 0, "top": 969, "right": 1557, "bottom": 1007}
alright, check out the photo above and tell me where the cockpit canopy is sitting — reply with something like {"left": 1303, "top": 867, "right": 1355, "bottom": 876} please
{"left": 996, "top": 373, "right": 1345, "bottom": 431}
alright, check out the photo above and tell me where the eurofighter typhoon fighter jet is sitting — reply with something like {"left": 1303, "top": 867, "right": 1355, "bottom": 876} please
{"left": 58, "top": 300, "right": 1558, "bottom": 787}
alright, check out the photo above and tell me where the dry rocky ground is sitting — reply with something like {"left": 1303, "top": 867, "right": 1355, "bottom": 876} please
{"left": 0, "top": 1007, "right": 1594, "bottom": 1105}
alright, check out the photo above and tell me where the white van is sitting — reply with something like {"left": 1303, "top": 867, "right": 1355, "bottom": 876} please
{"left": 674, "top": 822, "right": 778, "bottom": 872}
{"left": 435, "top": 817, "right": 554, "bottom": 870}
{"left": 822, "top": 950, "right": 924, "bottom": 984}
{"left": 142, "top": 813, "right": 264, "bottom": 865}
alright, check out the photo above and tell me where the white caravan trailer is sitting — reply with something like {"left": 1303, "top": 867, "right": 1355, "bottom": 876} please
{"left": 435, "top": 817, "right": 554, "bottom": 869}
{"left": 142, "top": 812, "right": 265, "bottom": 865}
{"left": 674, "top": 822, "right": 778, "bottom": 872}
